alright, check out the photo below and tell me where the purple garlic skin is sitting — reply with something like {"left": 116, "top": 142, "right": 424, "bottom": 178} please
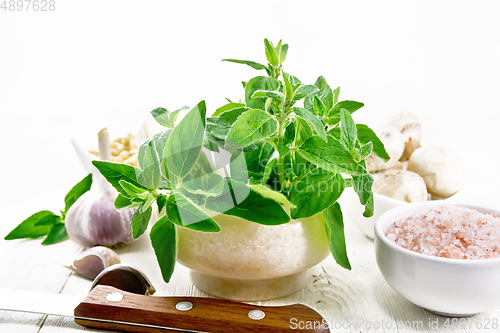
{"left": 65, "top": 190, "right": 135, "bottom": 247}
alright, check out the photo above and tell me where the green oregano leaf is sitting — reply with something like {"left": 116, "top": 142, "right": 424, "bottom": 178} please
{"left": 131, "top": 204, "right": 152, "bottom": 239}
{"left": 150, "top": 215, "right": 177, "bottom": 283}
{"left": 152, "top": 130, "right": 172, "bottom": 162}
{"left": 63, "top": 173, "right": 92, "bottom": 214}
{"left": 225, "top": 109, "right": 278, "bottom": 149}
{"left": 151, "top": 106, "right": 189, "bottom": 128}
{"left": 222, "top": 59, "right": 268, "bottom": 71}
{"left": 356, "top": 124, "right": 390, "bottom": 162}
{"left": 244, "top": 76, "right": 279, "bottom": 110}
{"left": 340, "top": 109, "right": 357, "bottom": 152}
{"left": 167, "top": 192, "right": 220, "bottom": 232}
{"left": 298, "top": 136, "right": 366, "bottom": 175}
{"left": 277, "top": 142, "right": 290, "bottom": 156}
{"left": 164, "top": 101, "right": 206, "bottom": 179}
{"left": 157, "top": 194, "right": 167, "bottom": 214}
{"left": 293, "top": 84, "right": 319, "bottom": 101}
{"left": 150, "top": 107, "right": 170, "bottom": 127}
{"left": 264, "top": 38, "right": 279, "bottom": 66}
{"left": 293, "top": 107, "right": 327, "bottom": 142}
{"left": 114, "top": 194, "right": 137, "bottom": 210}
{"left": 41, "top": 223, "right": 68, "bottom": 245}
{"left": 206, "top": 107, "right": 248, "bottom": 142}
{"left": 137, "top": 140, "right": 162, "bottom": 189}
{"left": 92, "top": 161, "right": 147, "bottom": 196}
{"left": 263, "top": 154, "right": 278, "bottom": 183}
{"left": 5, "top": 211, "right": 60, "bottom": 240}
{"left": 231, "top": 141, "right": 275, "bottom": 183}
{"left": 119, "top": 180, "right": 150, "bottom": 200}
{"left": 332, "top": 86, "right": 340, "bottom": 105}
{"left": 330, "top": 100, "right": 364, "bottom": 117}
{"left": 248, "top": 184, "right": 295, "bottom": 208}
{"left": 205, "top": 179, "right": 290, "bottom": 225}
{"left": 212, "top": 102, "right": 246, "bottom": 117}
{"left": 313, "top": 95, "right": 326, "bottom": 117}
{"left": 138, "top": 130, "right": 172, "bottom": 172}
{"left": 357, "top": 142, "right": 373, "bottom": 161}
{"left": 314, "top": 76, "right": 334, "bottom": 111}
{"left": 141, "top": 192, "right": 157, "bottom": 213}
{"left": 279, "top": 43, "right": 289, "bottom": 63}
{"left": 294, "top": 116, "right": 313, "bottom": 146}
{"left": 275, "top": 39, "right": 283, "bottom": 62}
{"left": 324, "top": 202, "right": 351, "bottom": 270}
{"left": 283, "top": 72, "right": 293, "bottom": 102}
{"left": 183, "top": 173, "right": 225, "bottom": 197}
{"left": 251, "top": 90, "right": 284, "bottom": 101}
{"left": 352, "top": 173, "right": 374, "bottom": 206}
{"left": 363, "top": 192, "right": 375, "bottom": 218}
{"left": 289, "top": 170, "right": 345, "bottom": 219}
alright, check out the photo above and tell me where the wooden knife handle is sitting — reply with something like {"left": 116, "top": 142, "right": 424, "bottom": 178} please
{"left": 74, "top": 285, "right": 330, "bottom": 333}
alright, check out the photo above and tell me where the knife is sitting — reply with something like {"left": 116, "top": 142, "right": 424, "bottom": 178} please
{"left": 0, "top": 267, "right": 330, "bottom": 333}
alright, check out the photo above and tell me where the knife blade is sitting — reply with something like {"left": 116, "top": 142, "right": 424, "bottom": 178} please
{"left": 0, "top": 285, "right": 330, "bottom": 332}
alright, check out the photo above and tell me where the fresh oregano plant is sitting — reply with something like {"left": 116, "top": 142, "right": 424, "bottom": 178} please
{"left": 93, "top": 39, "right": 389, "bottom": 282}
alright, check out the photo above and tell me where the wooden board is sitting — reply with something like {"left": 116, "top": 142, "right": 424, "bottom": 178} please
{"left": 2, "top": 215, "right": 499, "bottom": 333}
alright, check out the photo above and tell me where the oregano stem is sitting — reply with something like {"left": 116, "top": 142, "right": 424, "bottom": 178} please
{"left": 277, "top": 151, "right": 285, "bottom": 191}
{"left": 176, "top": 176, "right": 182, "bottom": 190}
{"left": 275, "top": 105, "right": 289, "bottom": 191}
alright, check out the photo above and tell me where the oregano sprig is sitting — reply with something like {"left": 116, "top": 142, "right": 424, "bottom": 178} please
{"left": 92, "top": 39, "right": 389, "bottom": 282}
{"left": 4, "top": 174, "right": 93, "bottom": 245}
{"left": 210, "top": 39, "right": 390, "bottom": 270}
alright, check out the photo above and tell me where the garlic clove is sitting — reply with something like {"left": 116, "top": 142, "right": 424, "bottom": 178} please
{"left": 91, "top": 264, "right": 156, "bottom": 296}
{"left": 65, "top": 246, "right": 121, "bottom": 280}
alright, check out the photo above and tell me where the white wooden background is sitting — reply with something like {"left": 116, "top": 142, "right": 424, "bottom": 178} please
{"left": 1, "top": 1, "right": 500, "bottom": 332}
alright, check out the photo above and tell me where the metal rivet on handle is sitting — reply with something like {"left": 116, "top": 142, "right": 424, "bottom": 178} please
{"left": 176, "top": 301, "right": 193, "bottom": 311}
{"left": 248, "top": 310, "right": 265, "bottom": 320}
{"left": 106, "top": 293, "right": 124, "bottom": 302}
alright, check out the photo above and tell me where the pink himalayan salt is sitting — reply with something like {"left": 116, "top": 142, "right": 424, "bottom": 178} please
{"left": 386, "top": 205, "right": 500, "bottom": 259}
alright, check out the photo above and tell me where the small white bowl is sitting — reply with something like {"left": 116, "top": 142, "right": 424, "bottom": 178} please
{"left": 342, "top": 187, "right": 460, "bottom": 239}
{"left": 341, "top": 188, "right": 409, "bottom": 239}
{"left": 375, "top": 201, "right": 500, "bottom": 316}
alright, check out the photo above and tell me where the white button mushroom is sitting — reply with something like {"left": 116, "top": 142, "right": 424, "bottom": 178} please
{"left": 366, "top": 125, "right": 405, "bottom": 173}
{"left": 390, "top": 111, "right": 422, "bottom": 161}
{"left": 400, "top": 136, "right": 421, "bottom": 161}
{"left": 407, "top": 146, "right": 464, "bottom": 198}
{"left": 372, "top": 169, "right": 428, "bottom": 203}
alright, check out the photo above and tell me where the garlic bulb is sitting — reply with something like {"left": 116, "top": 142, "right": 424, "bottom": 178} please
{"left": 66, "top": 246, "right": 121, "bottom": 279}
{"left": 65, "top": 189, "right": 135, "bottom": 247}
{"left": 65, "top": 128, "right": 136, "bottom": 247}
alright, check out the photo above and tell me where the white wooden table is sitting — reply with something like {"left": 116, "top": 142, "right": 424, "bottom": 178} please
{"left": 2, "top": 190, "right": 500, "bottom": 333}
{"left": 1, "top": 1, "right": 500, "bottom": 332}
